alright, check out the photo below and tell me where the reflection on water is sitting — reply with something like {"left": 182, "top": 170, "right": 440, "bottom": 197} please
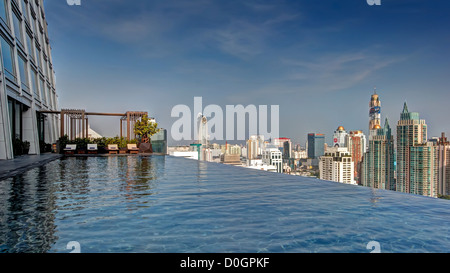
{"left": 1, "top": 155, "right": 449, "bottom": 253}
{"left": 0, "top": 155, "right": 165, "bottom": 253}
{"left": 0, "top": 164, "right": 58, "bottom": 253}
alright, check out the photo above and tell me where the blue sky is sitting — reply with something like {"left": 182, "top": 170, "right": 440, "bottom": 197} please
{"left": 44, "top": 0, "right": 450, "bottom": 146}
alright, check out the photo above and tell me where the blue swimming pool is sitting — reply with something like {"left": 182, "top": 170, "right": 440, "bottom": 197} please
{"left": 0, "top": 155, "right": 449, "bottom": 253}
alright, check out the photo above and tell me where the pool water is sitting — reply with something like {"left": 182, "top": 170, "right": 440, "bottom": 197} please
{"left": 0, "top": 155, "right": 449, "bottom": 253}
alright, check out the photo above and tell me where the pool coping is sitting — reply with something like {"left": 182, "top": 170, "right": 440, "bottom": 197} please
{"left": 0, "top": 153, "right": 168, "bottom": 181}
{"left": 0, "top": 153, "right": 64, "bottom": 181}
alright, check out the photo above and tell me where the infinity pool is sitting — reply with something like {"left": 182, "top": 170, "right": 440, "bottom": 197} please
{"left": 0, "top": 155, "right": 449, "bottom": 253}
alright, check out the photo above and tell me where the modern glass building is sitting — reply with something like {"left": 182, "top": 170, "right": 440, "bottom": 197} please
{"left": 345, "top": 130, "right": 367, "bottom": 184}
{"left": 0, "top": 0, "right": 58, "bottom": 160}
{"left": 396, "top": 102, "right": 427, "bottom": 194}
{"left": 307, "top": 133, "right": 325, "bottom": 159}
{"left": 409, "top": 143, "right": 438, "bottom": 198}
{"left": 361, "top": 118, "right": 395, "bottom": 190}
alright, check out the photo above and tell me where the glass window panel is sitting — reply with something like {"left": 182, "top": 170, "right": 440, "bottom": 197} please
{"left": 39, "top": 77, "right": 45, "bottom": 103}
{"left": 18, "top": 54, "right": 29, "bottom": 91}
{"left": 35, "top": 44, "right": 40, "bottom": 68}
{"left": 14, "top": 101, "right": 21, "bottom": 137}
{"left": 1, "top": 36, "right": 17, "bottom": 81}
{"left": 12, "top": 11, "right": 24, "bottom": 46}
{"left": 21, "top": 0, "right": 29, "bottom": 23}
{"left": 46, "top": 84, "right": 50, "bottom": 108}
{"left": 26, "top": 33, "right": 34, "bottom": 60}
{"left": 30, "top": 67, "right": 38, "bottom": 97}
{"left": 8, "top": 98, "right": 13, "bottom": 140}
{"left": 0, "top": 0, "right": 9, "bottom": 26}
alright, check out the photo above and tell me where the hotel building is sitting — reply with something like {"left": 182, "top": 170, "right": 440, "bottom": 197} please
{"left": 409, "top": 142, "right": 438, "bottom": 198}
{"left": 396, "top": 102, "right": 427, "bottom": 194}
{"left": 434, "top": 133, "right": 450, "bottom": 196}
{"left": 361, "top": 118, "right": 395, "bottom": 190}
{"left": 0, "top": 0, "right": 58, "bottom": 160}
{"left": 262, "top": 145, "right": 282, "bottom": 173}
{"left": 319, "top": 147, "right": 354, "bottom": 184}
{"left": 345, "top": 130, "right": 367, "bottom": 184}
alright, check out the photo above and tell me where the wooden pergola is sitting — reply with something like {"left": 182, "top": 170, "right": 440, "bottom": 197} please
{"left": 39, "top": 109, "right": 148, "bottom": 141}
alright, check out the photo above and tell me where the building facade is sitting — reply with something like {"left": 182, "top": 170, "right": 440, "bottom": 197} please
{"left": 396, "top": 102, "right": 427, "bottom": 194}
{"left": 0, "top": 0, "right": 58, "bottom": 160}
{"left": 409, "top": 143, "right": 438, "bottom": 198}
{"left": 262, "top": 146, "right": 282, "bottom": 173}
{"left": 434, "top": 133, "right": 450, "bottom": 196}
{"left": 307, "top": 133, "right": 325, "bottom": 159}
{"left": 332, "top": 126, "right": 347, "bottom": 148}
{"left": 369, "top": 90, "right": 381, "bottom": 135}
{"left": 361, "top": 118, "right": 395, "bottom": 190}
{"left": 319, "top": 147, "right": 354, "bottom": 184}
{"left": 345, "top": 130, "right": 367, "bottom": 184}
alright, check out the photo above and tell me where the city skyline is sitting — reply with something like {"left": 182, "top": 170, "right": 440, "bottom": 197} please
{"left": 44, "top": 0, "right": 450, "bottom": 145}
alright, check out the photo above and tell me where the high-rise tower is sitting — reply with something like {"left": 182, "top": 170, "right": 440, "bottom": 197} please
{"left": 369, "top": 89, "right": 381, "bottom": 136}
{"left": 361, "top": 118, "right": 395, "bottom": 190}
{"left": 396, "top": 102, "right": 428, "bottom": 194}
{"left": 0, "top": 0, "right": 59, "bottom": 159}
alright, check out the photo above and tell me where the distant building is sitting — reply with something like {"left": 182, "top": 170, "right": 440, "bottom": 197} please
{"left": 319, "top": 147, "right": 354, "bottom": 184}
{"left": 262, "top": 145, "right": 282, "bottom": 173}
{"left": 369, "top": 90, "right": 381, "bottom": 136}
{"left": 346, "top": 130, "right": 367, "bottom": 184}
{"left": 307, "top": 133, "right": 325, "bottom": 160}
{"left": 396, "top": 102, "right": 428, "bottom": 194}
{"left": 361, "top": 119, "right": 395, "bottom": 190}
{"left": 220, "top": 153, "right": 241, "bottom": 166}
{"left": 272, "top": 137, "right": 290, "bottom": 148}
{"left": 332, "top": 126, "right": 347, "bottom": 148}
{"left": 434, "top": 133, "right": 450, "bottom": 196}
{"left": 246, "top": 135, "right": 264, "bottom": 160}
{"left": 409, "top": 143, "right": 438, "bottom": 198}
{"left": 282, "top": 139, "right": 292, "bottom": 159}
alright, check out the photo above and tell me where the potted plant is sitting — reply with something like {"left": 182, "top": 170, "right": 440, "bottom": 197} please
{"left": 13, "top": 135, "right": 23, "bottom": 156}
{"left": 22, "top": 141, "right": 30, "bottom": 155}
{"left": 75, "top": 138, "right": 88, "bottom": 154}
{"left": 133, "top": 114, "right": 160, "bottom": 153}
{"left": 118, "top": 137, "right": 128, "bottom": 154}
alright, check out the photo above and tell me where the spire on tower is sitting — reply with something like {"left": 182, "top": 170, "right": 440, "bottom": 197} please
{"left": 402, "top": 101, "right": 409, "bottom": 114}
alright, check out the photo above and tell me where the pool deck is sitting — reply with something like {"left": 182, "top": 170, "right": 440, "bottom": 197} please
{"left": 0, "top": 153, "right": 63, "bottom": 180}
{"left": 0, "top": 153, "right": 167, "bottom": 180}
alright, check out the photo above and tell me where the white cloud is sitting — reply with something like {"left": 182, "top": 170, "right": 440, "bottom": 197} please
{"left": 282, "top": 50, "right": 407, "bottom": 92}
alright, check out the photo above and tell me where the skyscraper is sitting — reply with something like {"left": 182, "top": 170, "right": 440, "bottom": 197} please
{"left": 307, "top": 133, "right": 325, "bottom": 159}
{"left": 246, "top": 135, "right": 264, "bottom": 160}
{"left": 319, "top": 147, "right": 354, "bottom": 184}
{"left": 0, "top": 0, "right": 59, "bottom": 159}
{"left": 346, "top": 130, "right": 367, "bottom": 184}
{"left": 369, "top": 90, "right": 381, "bottom": 136}
{"left": 332, "top": 126, "right": 347, "bottom": 148}
{"left": 409, "top": 143, "right": 438, "bottom": 197}
{"left": 396, "top": 102, "right": 427, "bottom": 194}
{"left": 434, "top": 133, "right": 450, "bottom": 196}
{"left": 361, "top": 118, "right": 395, "bottom": 190}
